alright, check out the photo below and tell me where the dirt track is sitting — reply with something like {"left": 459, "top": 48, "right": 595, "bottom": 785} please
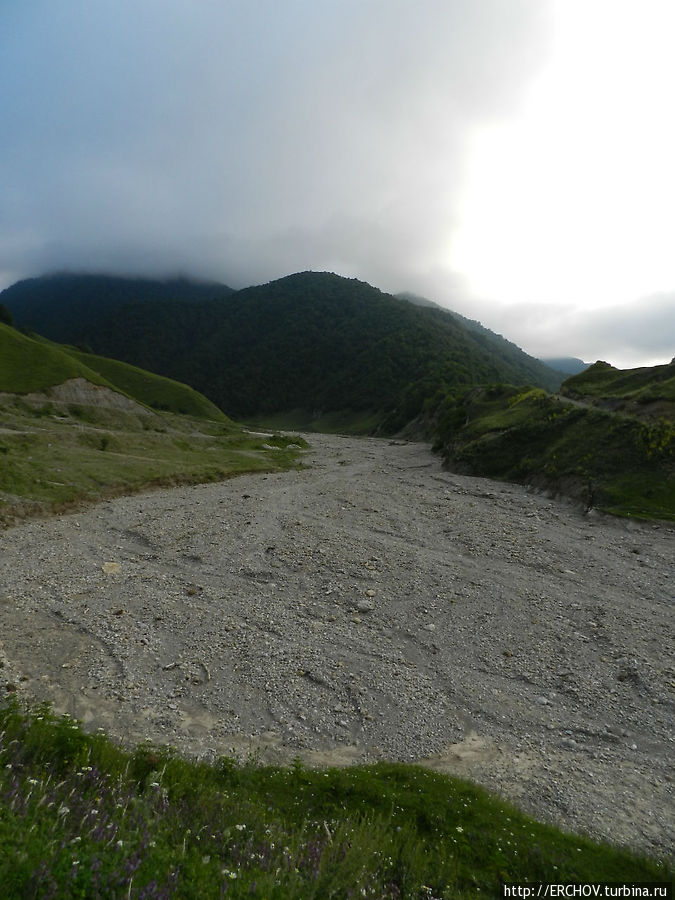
{"left": 1, "top": 434, "right": 673, "bottom": 857}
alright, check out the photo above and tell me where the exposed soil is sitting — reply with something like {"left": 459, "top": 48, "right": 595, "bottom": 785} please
{"left": 0, "top": 434, "right": 672, "bottom": 857}
{"left": 23, "top": 377, "right": 154, "bottom": 413}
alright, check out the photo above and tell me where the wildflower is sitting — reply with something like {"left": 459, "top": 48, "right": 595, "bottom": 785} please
{"left": 222, "top": 869, "right": 238, "bottom": 879}
{"left": 455, "top": 826, "right": 464, "bottom": 833}
{"left": 116, "top": 840, "right": 124, "bottom": 849}
{"left": 235, "top": 824, "right": 246, "bottom": 831}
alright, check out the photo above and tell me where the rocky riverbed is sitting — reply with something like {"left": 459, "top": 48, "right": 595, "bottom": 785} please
{"left": 0, "top": 434, "right": 673, "bottom": 857}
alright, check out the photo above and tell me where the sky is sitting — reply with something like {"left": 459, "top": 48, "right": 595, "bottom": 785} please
{"left": 1, "top": 0, "right": 673, "bottom": 368}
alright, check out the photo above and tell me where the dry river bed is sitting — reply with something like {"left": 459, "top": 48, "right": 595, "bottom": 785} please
{"left": 0, "top": 434, "right": 673, "bottom": 858}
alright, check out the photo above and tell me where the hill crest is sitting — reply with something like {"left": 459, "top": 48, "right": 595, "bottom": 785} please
{"left": 3, "top": 270, "right": 563, "bottom": 430}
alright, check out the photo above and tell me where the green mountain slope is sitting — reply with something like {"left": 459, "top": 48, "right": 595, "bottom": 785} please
{"left": 1, "top": 273, "right": 234, "bottom": 345}
{"left": 397, "top": 291, "right": 565, "bottom": 389}
{"left": 561, "top": 359, "right": 675, "bottom": 420}
{"left": 0, "top": 323, "right": 112, "bottom": 394}
{"left": 65, "top": 346, "right": 227, "bottom": 420}
{"left": 0, "top": 324, "right": 227, "bottom": 421}
{"left": 3, "top": 271, "right": 562, "bottom": 430}
{"left": 0, "top": 323, "right": 307, "bottom": 522}
{"left": 428, "top": 378, "right": 674, "bottom": 521}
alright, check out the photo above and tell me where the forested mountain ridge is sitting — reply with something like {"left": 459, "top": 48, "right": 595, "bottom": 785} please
{"left": 1, "top": 273, "right": 235, "bottom": 346}
{"left": 3, "top": 270, "right": 562, "bottom": 428}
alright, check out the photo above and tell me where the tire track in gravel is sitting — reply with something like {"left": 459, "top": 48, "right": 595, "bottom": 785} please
{"left": 0, "top": 433, "right": 673, "bottom": 857}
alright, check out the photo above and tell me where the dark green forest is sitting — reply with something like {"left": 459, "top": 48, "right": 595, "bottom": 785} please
{"left": 2, "top": 271, "right": 561, "bottom": 427}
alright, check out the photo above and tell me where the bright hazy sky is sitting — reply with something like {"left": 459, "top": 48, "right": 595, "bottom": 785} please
{"left": 1, "top": 0, "right": 673, "bottom": 367}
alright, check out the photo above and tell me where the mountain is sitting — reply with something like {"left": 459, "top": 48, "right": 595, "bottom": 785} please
{"left": 397, "top": 290, "right": 567, "bottom": 387}
{"left": 560, "top": 359, "right": 675, "bottom": 421}
{"left": 541, "top": 357, "right": 590, "bottom": 375}
{"left": 395, "top": 290, "right": 444, "bottom": 310}
{"left": 3, "top": 271, "right": 563, "bottom": 431}
{"left": 0, "top": 322, "right": 227, "bottom": 421}
{"left": 1, "top": 273, "right": 234, "bottom": 346}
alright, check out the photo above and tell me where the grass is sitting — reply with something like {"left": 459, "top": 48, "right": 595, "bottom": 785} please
{"left": 0, "top": 697, "right": 670, "bottom": 899}
{"left": 0, "top": 395, "right": 308, "bottom": 524}
{"left": 1, "top": 323, "right": 229, "bottom": 423}
{"left": 431, "top": 384, "right": 674, "bottom": 521}
{"left": 561, "top": 360, "right": 675, "bottom": 419}
{"left": 65, "top": 346, "right": 227, "bottom": 420}
{"left": 0, "top": 322, "right": 308, "bottom": 523}
{"left": 0, "top": 323, "right": 111, "bottom": 394}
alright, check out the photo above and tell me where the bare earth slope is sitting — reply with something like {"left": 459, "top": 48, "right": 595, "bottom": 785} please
{"left": 0, "top": 435, "right": 672, "bottom": 856}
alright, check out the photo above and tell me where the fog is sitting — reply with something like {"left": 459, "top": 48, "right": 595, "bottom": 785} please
{"left": 1, "top": 1, "right": 672, "bottom": 367}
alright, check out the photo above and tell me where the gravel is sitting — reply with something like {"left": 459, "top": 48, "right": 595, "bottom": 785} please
{"left": 0, "top": 434, "right": 673, "bottom": 857}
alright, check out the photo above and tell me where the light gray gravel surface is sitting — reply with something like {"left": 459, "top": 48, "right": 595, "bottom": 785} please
{"left": 1, "top": 434, "right": 673, "bottom": 857}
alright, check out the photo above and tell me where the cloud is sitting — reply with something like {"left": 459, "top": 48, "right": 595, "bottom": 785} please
{"left": 457, "top": 294, "right": 675, "bottom": 368}
{"left": 0, "top": 0, "right": 550, "bottom": 290}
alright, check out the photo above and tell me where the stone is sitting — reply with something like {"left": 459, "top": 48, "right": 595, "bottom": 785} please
{"left": 356, "top": 599, "right": 374, "bottom": 613}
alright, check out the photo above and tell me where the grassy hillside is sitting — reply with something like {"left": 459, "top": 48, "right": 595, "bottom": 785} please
{"left": 1, "top": 698, "right": 669, "bottom": 899}
{"left": 429, "top": 383, "right": 674, "bottom": 521}
{"left": 3, "top": 271, "right": 563, "bottom": 430}
{"left": 0, "top": 323, "right": 307, "bottom": 523}
{"left": 0, "top": 395, "right": 307, "bottom": 524}
{"left": 561, "top": 359, "right": 675, "bottom": 420}
{"left": 0, "top": 322, "right": 112, "bottom": 394}
{"left": 1, "top": 323, "right": 227, "bottom": 421}
{"left": 65, "top": 346, "right": 226, "bottom": 420}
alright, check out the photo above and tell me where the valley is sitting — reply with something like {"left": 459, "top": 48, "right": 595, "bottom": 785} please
{"left": 1, "top": 432, "right": 672, "bottom": 858}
